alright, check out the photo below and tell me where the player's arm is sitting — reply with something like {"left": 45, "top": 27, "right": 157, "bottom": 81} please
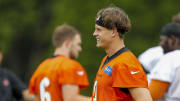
{"left": 22, "top": 89, "right": 38, "bottom": 101}
{"left": 128, "top": 87, "right": 153, "bottom": 101}
{"left": 149, "top": 79, "right": 169, "bottom": 100}
{"left": 62, "top": 84, "right": 91, "bottom": 101}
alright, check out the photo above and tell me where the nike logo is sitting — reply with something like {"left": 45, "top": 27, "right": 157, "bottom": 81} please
{"left": 130, "top": 71, "right": 140, "bottom": 74}
{"left": 77, "top": 71, "right": 84, "bottom": 76}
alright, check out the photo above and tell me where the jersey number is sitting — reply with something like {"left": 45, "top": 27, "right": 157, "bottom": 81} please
{"left": 40, "top": 77, "right": 51, "bottom": 101}
{"left": 93, "top": 80, "right": 97, "bottom": 101}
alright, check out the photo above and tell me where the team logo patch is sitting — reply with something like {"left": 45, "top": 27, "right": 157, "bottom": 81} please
{"left": 104, "top": 66, "right": 113, "bottom": 76}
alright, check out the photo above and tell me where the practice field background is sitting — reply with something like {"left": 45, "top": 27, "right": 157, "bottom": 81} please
{"left": 0, "top": 0, "right": 179, "bottom": 96}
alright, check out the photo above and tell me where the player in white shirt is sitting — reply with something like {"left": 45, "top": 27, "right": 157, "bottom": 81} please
{"left": 139, "top": 12, "right": 180, "bottom": 74}
{"left": 148, "top": 22, "right": 180, "bottom": 101}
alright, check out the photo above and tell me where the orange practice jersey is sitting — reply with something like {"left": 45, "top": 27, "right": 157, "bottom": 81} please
{"left": 92, "top": 48, "right": 148, "bottom": 101}
{"left": 29, "top": 56, "right": 89, "bottom": 101}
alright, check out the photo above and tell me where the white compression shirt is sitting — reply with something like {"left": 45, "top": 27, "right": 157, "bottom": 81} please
{"left": 149, "top": 50, "right": 180, "bottom": 101}
{"left": 139, "top": 46, "right": 163, "bottom": 73}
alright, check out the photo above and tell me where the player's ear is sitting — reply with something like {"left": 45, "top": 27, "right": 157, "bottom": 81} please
{"left": 64, "top": 38, "right": 72, "bottom": 48}
{"left": 169, "top": 35, "right": 177, "bottom": 45}
{"left": 170, "top": 35, "right": 180, "bottom": 48}
{"left": 112, "top": 27, "right": 118, "bottom": 37}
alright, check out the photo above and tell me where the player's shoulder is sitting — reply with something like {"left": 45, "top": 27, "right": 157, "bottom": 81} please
{"left": 153, "top": 50, "right": 180, "bottom": 71}
{"left": 45, "top": 56, "right": 75, "bottom": 65}
{"left": 160, "top": 50, "right": 180, "bottom": 62}
{"left": 162, "top": 50, "right": 180, "bottom": 58}
{"left": 117, "top": 51, "right": 136, "bottom": 61}
{"left": 50, "top": 55, "right": 70, "bottom": 61}
{"left": 114, "top": 51, "right": 143, "bottom": 69}
{"left": 69, "top": 59, "right": 83, "bottom": 69}
{"left": 60, "top": 56, "right": 77, "bottom": 64}
{"left": 59, "top": 57, "right": 83, "bottom": 70}
{"left": 142, "top": 46, "right": 163, "bottom": 54}
{"left": 139, "top": 46, "right": 163, "bottom": 58}
{"left": 147, "top": 46, "right": 163, "bottom": 52}
{"left": 166, "top": 49, "right": 180, "bottom": 56}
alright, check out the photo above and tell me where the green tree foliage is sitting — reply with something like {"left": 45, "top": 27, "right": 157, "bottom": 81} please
{"left": 0, "top": 0, "right": 179, "bottom": 96}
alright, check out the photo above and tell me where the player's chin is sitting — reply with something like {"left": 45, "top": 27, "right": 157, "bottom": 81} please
{"left": 96, "top": 43, "right": 101, "bottom": 48}
{"left": 74, "top": 54, "right": 79, "bottom": 59}
{"left": 96, "top": 43, "right": 105, "bottom": 49}
{"left": 96, "top": 45, "right": 100, "bottom": 48}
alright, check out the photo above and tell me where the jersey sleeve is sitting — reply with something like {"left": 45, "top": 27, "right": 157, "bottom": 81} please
{"left": 138, "top": 46, "right": 163, "bottom": 73}
{"left": 29, "top": 75, "right": 36, "bottom": 94}
{"left": 58, "top": 61, "right": 89, "bottom": 89}
{"left": 112, "top": 63, "right": 148, "bottom": 88}
{"left": 149, "top": 55, "right": 175, "bottom": 83}
{"left": 138, "top": 49, "right": 153, "bottom": 72}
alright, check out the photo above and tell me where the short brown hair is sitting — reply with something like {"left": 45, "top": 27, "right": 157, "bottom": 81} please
{"left": 96, "top": 6, "right": 131, "bottom": 37}
{"left": 172, "top": 13, "right": 180, "bottom": 23}
{"left": 52, "top": 24, "right": 80, "bottom": 48}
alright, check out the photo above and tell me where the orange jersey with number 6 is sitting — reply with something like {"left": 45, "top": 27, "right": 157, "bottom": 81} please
{"left": 29, "top": 56, "right": 89, "bottom": 101}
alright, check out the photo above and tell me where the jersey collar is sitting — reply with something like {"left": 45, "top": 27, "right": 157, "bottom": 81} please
{"left": 102, "top": 47, "right": 130, "bottom": 68}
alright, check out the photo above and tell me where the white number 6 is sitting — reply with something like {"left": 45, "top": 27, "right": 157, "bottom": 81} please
{"left": 40, "top": 77, "right": 51, "bottom": 101}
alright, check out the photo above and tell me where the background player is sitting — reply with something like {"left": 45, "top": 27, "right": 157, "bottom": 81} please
{"left": 29, "top": 24, "right": 91, "bottom": 101}
{"left": 0, "top": 47, "right": 37, "bottom": 101}
{"left": 138, "top": 12, "right": 180, "bottom": 74}
{"left": 148, "top": 23, "right": 180, "bottom": 100}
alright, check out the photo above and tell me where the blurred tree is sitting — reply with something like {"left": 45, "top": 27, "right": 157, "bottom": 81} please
{"left": 0, "top": 0, "right": 54, "bottom": 82}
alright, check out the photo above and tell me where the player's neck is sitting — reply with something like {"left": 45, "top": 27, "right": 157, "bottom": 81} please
{"left": 54, "top": 47, "right": 70, "bottom": 58}
{"left": 105, "top": 40, "right": 125, "bottom": 57}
